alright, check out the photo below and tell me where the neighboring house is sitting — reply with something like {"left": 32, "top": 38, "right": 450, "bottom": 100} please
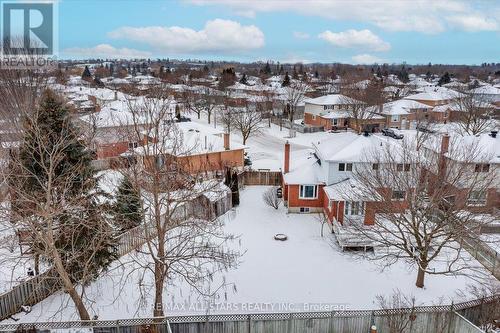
{"left": 422, "top": 131, "right": 499, "bottom": 214}
{"left": 469, "top": 85, "right": 500, "bottom": 107}
{"left": 282, "top": 132, "right": 408, "bottom": 226}
{"left": 372, "top": 99, "right": 432, "bottom": 129}
{"left": 134, "top": 122, "right": 245, "bottom": 174}
{"left": 303, "top": 94, "right": 385, "bottom": 132}
{"left": 404, "top": 88, "right": 463, "bottom": 123}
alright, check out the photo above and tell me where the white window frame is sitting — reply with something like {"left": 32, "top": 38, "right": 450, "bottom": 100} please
{"left": 299, "top": 185, "right": 318, "bottom": 200}
{"left": 467, "top": 190, "right": 487, "bottom": 206}
{"left": 392, "top": 190, "right": 406, "bottom": 201}
{"left": 391, "top": 115, "right": 399, "bottom": 122}
{"left": 338, "top": 163, "right": 353, "bottom": 172}
{"left": 344, "top": 201, "right": 365, "bottom": 216}
{"left": 299, "top": 207, "right": 310, "bottom": 213}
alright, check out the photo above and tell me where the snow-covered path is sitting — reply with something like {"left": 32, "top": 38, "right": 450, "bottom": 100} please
{"left": 3, "top": 187, "right": 492, "bottom": 323}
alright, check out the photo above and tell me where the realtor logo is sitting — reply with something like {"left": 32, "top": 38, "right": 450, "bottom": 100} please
{"left": 1, "top": 1, "right": 57, "bottom": 68}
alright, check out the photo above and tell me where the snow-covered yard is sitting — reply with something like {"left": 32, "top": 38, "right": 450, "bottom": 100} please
{"left": 4, "top": 186, "right": 493, "bottom": 323}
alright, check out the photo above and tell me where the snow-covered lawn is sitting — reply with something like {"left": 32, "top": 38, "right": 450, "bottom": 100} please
{"left": 4, "top": 186, "right": 493, "bottom": 323}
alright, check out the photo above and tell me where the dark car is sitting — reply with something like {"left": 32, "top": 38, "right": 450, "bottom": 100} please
{"left": 416, "top": 124, "right": 435, "bottom": 133}
{"left": 381, "top": 128, "right": 404, "bottom": 139}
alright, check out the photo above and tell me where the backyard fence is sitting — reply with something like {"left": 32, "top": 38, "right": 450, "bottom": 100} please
{"left": 0, "top": 221, "right": 155, "bottom": 321}
{"left": 0, "top": 294, "right": 498, "bottom": 333}
{"left": 0, "top": 190, "right": 233, "bottom": 321}
{"left": 240, "top": 171, "right": 282, "bottom": 186}
{"left": 461, "top": 235, "right": 500, "bottom": 279}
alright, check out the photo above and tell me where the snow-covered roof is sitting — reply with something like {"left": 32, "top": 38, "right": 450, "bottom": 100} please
{"left": 324, "top": 178, "right": 380, "bottom": 201}
{"left": 376, "top": 99, "right": 431, "bottom": 116}
{"left": 469, "top": 85, "right": 500, "bottom": 96}
{"left": 424, "top": 132, "right": 500, "bottom": 164}
{"left": 405, "top": 90, "right": 457, "bottom": 102}
{"left": 313, "top": 132, "right": 404, "bottom": 163}
{"left": 305, "top": 94, "right": 360, "bottom": 106}
{"left": 282, "top": 150, "right": 324, "bottom": 185}
{"left": 132, "top": 121, "right": 244, "bottom": 157}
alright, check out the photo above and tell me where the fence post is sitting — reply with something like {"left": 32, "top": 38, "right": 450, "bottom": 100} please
{"left": 116, "top": 319, "right": 120, "bottom": 333}
{"left": 447, "top": 302, "right": 454, "bottom": 333}
{"left": 247, "top": 314, "right": 251, "bottom": 333}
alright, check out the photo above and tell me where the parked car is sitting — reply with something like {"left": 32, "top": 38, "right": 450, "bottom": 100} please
{"left": 381, "top": 128, "right": 404, "bottom": 139}
{"left": 416, "top": 124, "right": 435, "bottom": 133}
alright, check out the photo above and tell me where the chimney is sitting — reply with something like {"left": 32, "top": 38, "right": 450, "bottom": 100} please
{"left": 284, "top": 141, "right": 290, "bottom": 174}
{"left": 440, "top": 133, "right": 450, "bottom": 154}
{"left": 114, "top": 91, "right": 118, "bottom": 100}
{"left": 223, "top": 133, "right": 230, "bottom": 150}
{"left": 370, "top": 325, "right": 378, "bottom": 333}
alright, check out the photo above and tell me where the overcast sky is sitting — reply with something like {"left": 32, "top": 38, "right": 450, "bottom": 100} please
{"left": 59, "top": 0, "right": 500, "bottom": 64}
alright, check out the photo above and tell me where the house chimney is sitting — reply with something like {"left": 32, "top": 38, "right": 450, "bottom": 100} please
{"left": 440, "top": 133, "right": 450, "bottom": 154}
{"left": 370, "top": 325, "right": 377, "bottom": 333}
{"left": 114, "top": 91, "right": 118, "bottom": 100}
{"left": 284, "top": 141, "right": 290, "bottom": 173}
{"left": 223, "top": 133, "right": 230, "bottom": 150}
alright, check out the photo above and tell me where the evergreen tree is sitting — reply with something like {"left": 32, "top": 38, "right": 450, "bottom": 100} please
{"left": 81, "top": 65, "right": 92, "bottom": 80}
{"left": 262, "top": 61, "right": 272, "bottom": 75}
{"left": 239, "top": 73, "right": 248, "bottom": 85}
{"left": 438, "top": 72, "right": 451, "bottom": 86}
{"left": 16, "top": 90, "right": 117, "bottom": 284}
{"left": 282, "top": 72, "right": 291, "bottom": 87}
{"left": 113, "top": 175, "right": 143, "bottom": 231}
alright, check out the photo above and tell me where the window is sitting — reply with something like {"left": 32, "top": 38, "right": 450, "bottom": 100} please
{"left": 392, "top": 190, "right": 406, "bottom": 200}
{"left": 128, "top": 142, "right": 138, "bottom": 149}
{"left": 299, "top": 185, "right": 318, "bottom": 199}
{"left": 391, "top": 115, "right": 399, "bottom": 122}
{"left": 344, "top": 201, "right": 365, "bottom": 216}
{"left": 474, "top": 164, "right": 490, "bottom": 172}
{"left": 332, "top": 118, "right": 338, "bottom": 126}
{"left": 372, "top": 163, "right": 379, "bottom": 171}
{"left": 467, "top": 191, "right": 487, "bottom": 206}
{"left": 339, "top": 163, "right": 352, "bottom": 171}
{"left": 299, "top": 207, "right": 310, "bottom": 213}
{"left": 396, "top": 163, "right": 410, "bottom": 172}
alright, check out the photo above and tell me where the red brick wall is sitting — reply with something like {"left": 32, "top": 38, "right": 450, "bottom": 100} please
{"left": 97, "top": 141, "right": 129, "bottom": 159}
{"left": 287, "top": 184, "right": 325, "bottom": 208}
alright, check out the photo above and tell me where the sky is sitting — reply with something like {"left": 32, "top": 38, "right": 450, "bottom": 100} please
{"left": 55, "top": 0, "right": 500, "bottom": 65}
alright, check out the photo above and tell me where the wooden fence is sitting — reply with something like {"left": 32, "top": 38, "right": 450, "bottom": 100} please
{"left": 0, "top": 222, "right": 155, "bottom": 321}
{"left": 0, "top": 191, "right": 233, "bottom": 321}
{"left": 240, "top": 171, "right": 282, "bottom": 186}
{"left": 0, "top": 294, "right": 497, "bottom": 333}
{"left": 461, "top": 236, "right": 500, "bottom": 279}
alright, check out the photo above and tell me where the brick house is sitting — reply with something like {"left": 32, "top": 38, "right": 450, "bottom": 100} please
{"left": 422, "top": 132, "right": 499, "bottom": 214}
{"left": 282, "top": 132, "right": 409, "bottom": 226}
{"left": 135, "top": 122, "right": 245, "bottom": 174}
{"left": 303, "top": 94, "right": 385, "bottom": 132}
{"left": 372, "top": 99, "right": 432, "bottom": 130}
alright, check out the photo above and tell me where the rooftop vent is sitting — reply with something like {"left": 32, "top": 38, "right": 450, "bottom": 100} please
{"left": 490, "top": 130, "right": 498, "bottom": 138}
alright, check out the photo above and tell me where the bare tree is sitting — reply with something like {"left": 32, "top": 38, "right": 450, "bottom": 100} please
{"left": 343, "top": 136, "right": 495, "bottom": 288}
{"left": 283, "top": 81, "right": 308, "bottom": 123}
{"left": 339, "top": 77, "right": 381, "bottom": 134}
{"left": 451, "top": 91, "right": 495, "bottom": 135}
{"left": 119, "top": 90, "right": 240, "bottom": 317}
{"left": 4, "top": 90, "right": 117, "bottom": 320}
{"left": 376, "top": 290, "right": 418, "bottom": 333}
{"left": 262, "top": 187, "right": 281, "bottom": 210}
{"left": 229, "top": 104, "right": 265, "bottom": 145}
